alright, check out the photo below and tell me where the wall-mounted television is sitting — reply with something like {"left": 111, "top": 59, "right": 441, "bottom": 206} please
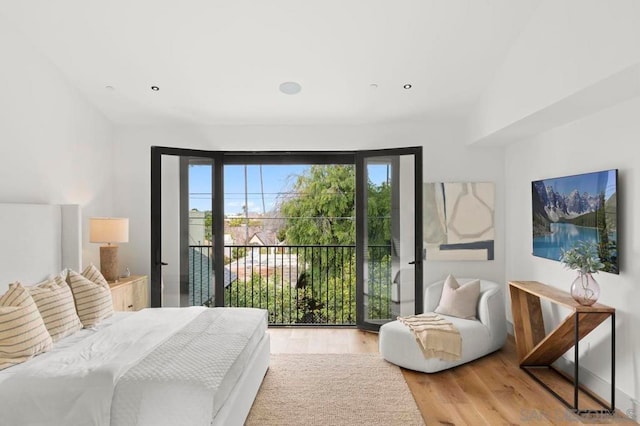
{"left": 531, "top": 169, "right": 618, "bottom": 274}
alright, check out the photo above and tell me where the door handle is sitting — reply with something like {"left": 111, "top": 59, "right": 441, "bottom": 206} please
{"left": 161, "top": 262, "right": 168, "bottom": 266}
{"left": 409, "top": 249, "right": 426, "bottom": 265}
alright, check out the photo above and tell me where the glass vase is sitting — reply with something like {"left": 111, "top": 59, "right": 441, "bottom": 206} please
{"left": 570, "top": 272, "right": 600, "bottom": 306}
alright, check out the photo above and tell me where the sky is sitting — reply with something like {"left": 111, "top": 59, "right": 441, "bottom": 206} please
{"left": 189, "top": 164, "right": 390, "bottom": 214}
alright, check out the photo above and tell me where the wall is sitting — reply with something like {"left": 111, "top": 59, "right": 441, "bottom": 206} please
{"left": 505, "top": 96, "right": 640, "bottom": 414}
{"left": 0, "top": 18, "right": 115, "bottom": 269}
{"left": 112, "top": 121, "right": 505, "bottom": 305}
{"left": 469, "top": 0, "right": 640, "bottom": 143}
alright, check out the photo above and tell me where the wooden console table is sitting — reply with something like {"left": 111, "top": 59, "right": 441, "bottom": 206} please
{"left": 508, "top": 281, "right": 615, "bottom": 414}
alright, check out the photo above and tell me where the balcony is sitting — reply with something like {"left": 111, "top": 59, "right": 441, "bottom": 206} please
{"left": 189, "top": 244, "right": 392, "bottom": 326}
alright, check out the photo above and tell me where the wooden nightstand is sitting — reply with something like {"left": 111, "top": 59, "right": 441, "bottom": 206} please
{"left": 109, "top": 275, "right": 149, "bottom": 311}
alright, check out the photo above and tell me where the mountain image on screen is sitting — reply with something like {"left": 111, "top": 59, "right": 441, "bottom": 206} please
{"left": 531, "top": 169, "right": 618, "bottom": 274}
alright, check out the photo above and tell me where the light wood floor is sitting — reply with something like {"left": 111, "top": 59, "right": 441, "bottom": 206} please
{"left": 268, "top": 328, "right": 634, "bottom": 425}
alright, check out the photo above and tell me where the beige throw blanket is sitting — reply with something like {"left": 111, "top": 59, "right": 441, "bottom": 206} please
{"left": 397, "top": 313, "right": 462, "bottom": 361}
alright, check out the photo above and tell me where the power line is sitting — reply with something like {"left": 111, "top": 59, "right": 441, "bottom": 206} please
{"left": 260, "top": 164, "right": 266, "bottom": 215}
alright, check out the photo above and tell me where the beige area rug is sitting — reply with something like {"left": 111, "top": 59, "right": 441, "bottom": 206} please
{"left": 245, "top": 353, "right": 425, "bottom": 426}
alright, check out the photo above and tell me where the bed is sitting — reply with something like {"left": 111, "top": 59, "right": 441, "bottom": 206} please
{"left": 0, "top": 203, "right": 270, "bottom": 426}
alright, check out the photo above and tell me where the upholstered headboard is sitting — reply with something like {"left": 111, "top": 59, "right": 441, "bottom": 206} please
{"left": 0, "top": 203, "right": 81, "bottom": 293}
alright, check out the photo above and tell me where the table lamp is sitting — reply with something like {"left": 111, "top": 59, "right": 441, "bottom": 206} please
{"left": 89, "top": 217, "right": 129, "bottom": 282}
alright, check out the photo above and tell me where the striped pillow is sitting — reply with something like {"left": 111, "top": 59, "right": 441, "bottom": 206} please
{"left": 27, "top": 275, "right": 82, "bottom": 341}
{"left": 67, "top": 266, "right": 114, "bottom": 327}
{"left": 0, "top": 283, "right": 53, "bottom": 370}
{"left": 82, "top": 263, "right": 110, "bottom": 288}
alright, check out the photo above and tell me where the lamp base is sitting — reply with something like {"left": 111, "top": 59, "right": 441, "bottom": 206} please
{"left": 100, "top": 245, "right": 119, "bottom": 282}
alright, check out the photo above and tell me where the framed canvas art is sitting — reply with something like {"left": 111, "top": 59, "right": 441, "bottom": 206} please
{"left": 423, "top": 182, "right": 495, "bottom": 261}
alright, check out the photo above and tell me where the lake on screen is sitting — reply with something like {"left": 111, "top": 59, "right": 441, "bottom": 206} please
{"left": 532, "top": 222, "right": 614, "bottom": 261}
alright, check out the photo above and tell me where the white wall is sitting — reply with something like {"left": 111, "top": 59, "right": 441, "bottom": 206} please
{"left": 112, "top": 121, "right": 505, "bottom": 304}
{"left": 468, "top": 0, "right": 640, "bottom": 414}
{"left": 0, "top": 18, "right": 115, "bottom": 269}
{"left": 505, "top": 96, "right": 640, "bottom": 413}
{"left": 469, "top": 0, "right": 640, "bottom": 143}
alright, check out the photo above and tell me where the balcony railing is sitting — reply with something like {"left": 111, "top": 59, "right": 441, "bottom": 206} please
{"left": 189, "top": 244, "right": 392, "bottom": 325}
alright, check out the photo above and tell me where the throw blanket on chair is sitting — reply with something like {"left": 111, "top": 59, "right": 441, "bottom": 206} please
{"left": 397, "top": 313, "right": 462, "bottom": 361}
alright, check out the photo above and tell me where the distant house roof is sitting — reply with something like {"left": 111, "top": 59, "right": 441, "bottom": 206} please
{"left": 226, "top": 225, "right": 262, "bottom": 245}
{"left": 249, "top": 231, "right": 278, "bottom": 246}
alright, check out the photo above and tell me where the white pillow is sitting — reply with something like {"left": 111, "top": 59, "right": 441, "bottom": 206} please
{"left": 434, "top": 275, "right": 480, "bottom": 320}
{"left": 0, "top": 283, "right": 53, "bottom": 370}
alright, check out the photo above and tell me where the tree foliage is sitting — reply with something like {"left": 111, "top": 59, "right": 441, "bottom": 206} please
{"left": 278, "top": 164, "right": 392, "bottom": 246}
{"left": 279, "top": 165, "right": 356, "bottom": 245}
{"left": 224, "top": 272, "right": 355, "bottom": 324}
{"left": 227, "top": 217, "right": 262, "bottom": 227}
{"left": 204, "top": 211, "right": 212, "bottom": 241}
{"left": 596, "top": 192, "right": 617, "bottom": 273}
{"left": 273, "top": 164, "right": 393, "bottom": 322}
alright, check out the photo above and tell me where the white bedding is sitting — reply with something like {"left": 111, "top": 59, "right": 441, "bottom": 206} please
{"left": 112, "top": 307, "right": 268, "bottom": 426}
{"left": 0, "top": 307, "right": 267, "bottom": 426}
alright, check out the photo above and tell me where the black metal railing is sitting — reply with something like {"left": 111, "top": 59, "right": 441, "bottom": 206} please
{"left": 188, "top": 244, "right": 392, "bottom": 325}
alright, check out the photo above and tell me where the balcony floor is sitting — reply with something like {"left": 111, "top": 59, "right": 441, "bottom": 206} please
{"left": 267, "top": 328, "right": 632, "bottom": 425}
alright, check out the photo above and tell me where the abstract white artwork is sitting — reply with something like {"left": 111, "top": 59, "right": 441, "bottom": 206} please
{"left": 423, "top": 182, "right": 495, "bottom": 261}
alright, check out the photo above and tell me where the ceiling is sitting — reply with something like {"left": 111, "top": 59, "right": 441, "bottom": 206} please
{"left": 1, "top": 0, "right": 538, "bottom": 126}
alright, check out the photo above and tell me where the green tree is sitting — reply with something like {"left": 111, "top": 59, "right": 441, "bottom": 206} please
{"left": 204, "top": 211, "right": 212, "bottom": 241}
{"left": 224, "top": 273, "right": 288, "bottom": 322}
{"left": 367, "top": 180, "right": 392, "bottom": 253}
{"left": 227, "top": 217, "right": 262, "bottom": 227}
{"left": 277, "top": 164, "right": 393, "bottom": 323}
{"left": 278, "top": 164, "right": 391, "bottom": 246}
{"left": 596, "top": 191, "right": 617, "bottom": 272}
{"left": 279, "top": 165, "right": 356, "bottom": 245}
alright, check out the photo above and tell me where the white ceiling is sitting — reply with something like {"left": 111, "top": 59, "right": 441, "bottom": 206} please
{"left": 1, "top": 0, "right": 538, "bottom": 126}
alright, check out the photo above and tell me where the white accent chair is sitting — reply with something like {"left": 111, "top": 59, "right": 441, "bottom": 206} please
{"left": 379, "top": 278, "right": 507, "bottom": 373}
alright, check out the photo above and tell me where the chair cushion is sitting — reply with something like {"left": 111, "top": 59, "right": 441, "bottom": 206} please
{"left": 434, "top": 274, "right": 480, "bottom": 319}
{"left": 379, "top": 314, "right": 490, "bottom": 373}
{"left": 381, "top": 278, "right": 507, "bottom": 373}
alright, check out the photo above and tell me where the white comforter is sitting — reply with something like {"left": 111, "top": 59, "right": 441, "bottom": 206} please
{"left": 0, "top": 307, "right": 206, "bottom": 426}
{"left": 111, "top": 307, "right": 268, "bottom": 426}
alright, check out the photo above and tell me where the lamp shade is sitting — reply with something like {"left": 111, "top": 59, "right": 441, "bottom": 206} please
{"left": 89, "top": 217, "right": 129, "bottom": 244}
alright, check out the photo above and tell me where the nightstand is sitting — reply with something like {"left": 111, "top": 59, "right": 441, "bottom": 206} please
{"left": 109, "top": 275, "right": 149, "bottom": 311}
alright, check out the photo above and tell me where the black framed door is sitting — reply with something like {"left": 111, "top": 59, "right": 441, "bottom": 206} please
{"left": 150, "top": 147, "right": 224, "bottom": 307}
{"left": 355, "top": 147, "right": 423, "bottom": 331}
{"left": 151, "top": 148, "right": 353, "bottom": 309}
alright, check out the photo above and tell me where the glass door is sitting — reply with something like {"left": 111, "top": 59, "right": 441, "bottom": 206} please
{"left": 355, "top": 147, "right": 422, "bottom": 331}
{"left": 151, "top": 147, "right": 223, "bottom": 307}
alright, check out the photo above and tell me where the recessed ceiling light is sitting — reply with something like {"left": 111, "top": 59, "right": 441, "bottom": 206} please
{"left": 403, "top": 84, "right": 412, "bottom": 90}
{"left": 151, "top": 86, "right": 160, "bottom": 91}
{"left": 279, "top": 81, "right": 302, "bottom": 95}
{"left": 105, "top": 85, "right": 115, "bottom": 91}
{"left": 370, "top": 83, "right": 379, "bottom": 89}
